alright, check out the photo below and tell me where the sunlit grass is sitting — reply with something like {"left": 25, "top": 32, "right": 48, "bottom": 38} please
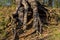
{"left": 44, "top": 23, "right": 60, "bottom": 40}
{"left": 0, "top": 4, "right": 16, "bottom": 39}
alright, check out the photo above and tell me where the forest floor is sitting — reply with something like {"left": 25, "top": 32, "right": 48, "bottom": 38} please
{"left": 0, "top": 6, "right": 60, "bottom": 40}
{"left": 41, "top": 23, "right": 60, "bottom": 40}
{"left": 19, "top": 22, "right": 60, "bottom": 40}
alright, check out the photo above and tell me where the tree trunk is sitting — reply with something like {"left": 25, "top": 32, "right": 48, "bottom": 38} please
{"left": 5, "top": 0, "right": 49, "bottom": 40}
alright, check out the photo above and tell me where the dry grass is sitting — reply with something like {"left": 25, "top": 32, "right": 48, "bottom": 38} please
{"left": 0, "top": 4, "right": 16, "bottom": 39}
{"left": 0, "top": 4, "right": 60, "bottom": 40}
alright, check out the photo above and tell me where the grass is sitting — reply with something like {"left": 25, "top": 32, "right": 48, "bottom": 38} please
{"left": 0, "top": 4, "right": 16, "bottom": 39}
{"left": 43, "top": 22, "right": 60, "bottom": 40}
{"left": 0, "top": 4, "right": 60, "bottom": 40}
